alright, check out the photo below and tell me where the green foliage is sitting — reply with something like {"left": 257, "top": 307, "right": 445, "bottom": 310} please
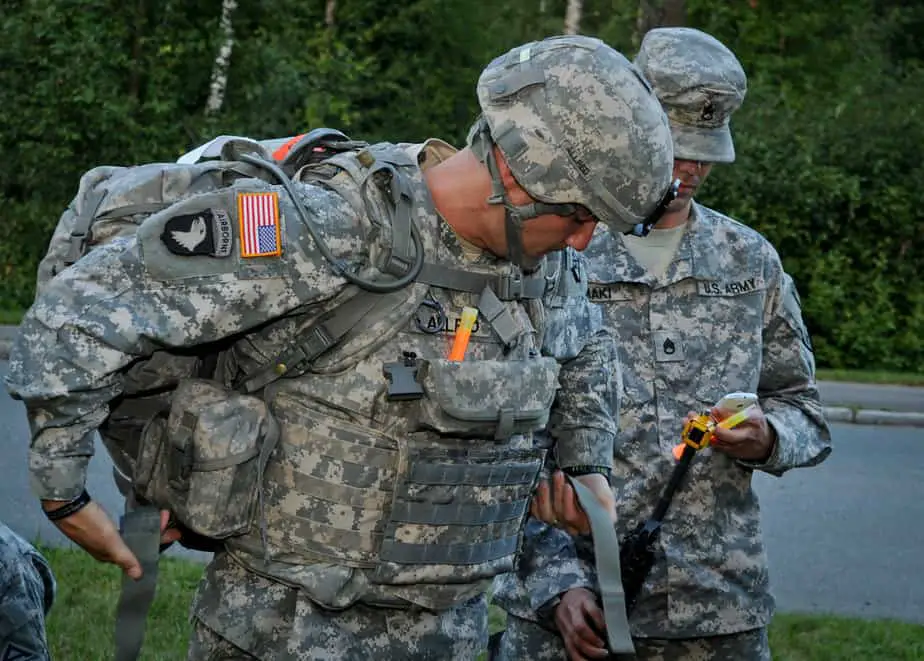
{"left": 685, "top": 0, "right": 924, "bottom": 371}
{"left": 0, "top": 0, "right": 921, "bottom": 370}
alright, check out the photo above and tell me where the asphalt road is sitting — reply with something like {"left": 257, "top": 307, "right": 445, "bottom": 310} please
{"left": 816, "top": 380, "right": 924, "bottom": 413}
{"left": 755, "top": 423, "right": 924, "bottom": 624}
{"left": 1, "top": 362, "right": 923, "bottom": 623}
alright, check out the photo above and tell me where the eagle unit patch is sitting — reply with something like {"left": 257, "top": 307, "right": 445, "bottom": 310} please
{"left": 238, "top": 192, "right": 282, "bottom": 258}
{"left": 161, "top": 208, "right": 233, "bottom": 258}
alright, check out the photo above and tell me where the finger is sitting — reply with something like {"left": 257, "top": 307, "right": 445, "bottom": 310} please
{"left": 583, "top": 598, "right": 607, "bottom": 636}
{"left": 573, "top": 619, "right": 605, "bottom": 650}
{"left": 573, "top": 636, "right": 610, "bottom": 660}
{"left": 572, "top": 602, "right": 610, "bottom": 659}
{"left": 552, "top": 470, "right": 568, "bottom": 521}
{"left": 562, "top": 485, "right": 589, "bottom": 535}
{"left": 111, "top": 541, "right": 144, "bottom": 580}
{"left": 711, "top": 425, "right": 748, "bottom": 444}
{"left": 562, "top": 636, "right": 593, "bottom": 661}
{"left": 531, "top": 480, "right": 556, "bottom": 524}
{"left": 161, "top": 528, "right": 182, "bottom": 545}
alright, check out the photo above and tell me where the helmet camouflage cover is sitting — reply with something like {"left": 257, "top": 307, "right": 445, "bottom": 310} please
{"left": 471, "top": 35, "right": 675, "bottom": 234}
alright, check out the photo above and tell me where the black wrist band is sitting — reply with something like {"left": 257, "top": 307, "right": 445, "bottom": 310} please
{"left": 562, "top": 465, "right": 612, "bottom": 483}
{"left": 45, "top": 490, "right": 92, "bottom": 522}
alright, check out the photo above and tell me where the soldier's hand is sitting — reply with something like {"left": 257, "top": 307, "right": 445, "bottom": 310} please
{"left": 42, "top": 501, "right": 180, "bottom": 579}
{"left": 531, "top": 471, "right": 615, "bottom": 536}
{"left": 709, "top": 404, "right": 776, "bottom": 462}
{"left": 554, "top": 588, "right": 610, "bottom": 660}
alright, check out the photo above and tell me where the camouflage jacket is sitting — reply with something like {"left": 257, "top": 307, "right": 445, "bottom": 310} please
{"left": 4, "top": 140, "right": 617, "bottom": 612}
{"left": 0, "top": 522, "right": 56, "bottom": 661}
{"left": 493, "top": 202, "right": 832, "bottom": 637}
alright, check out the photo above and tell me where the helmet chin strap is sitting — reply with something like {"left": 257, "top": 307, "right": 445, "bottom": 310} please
{"left": 468, "top": 120, "right": 575, "bottom": 272}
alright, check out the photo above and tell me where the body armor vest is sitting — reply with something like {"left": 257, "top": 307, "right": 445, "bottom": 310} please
{"left": 220, "top": 142, "right": 560, "bottom": 608}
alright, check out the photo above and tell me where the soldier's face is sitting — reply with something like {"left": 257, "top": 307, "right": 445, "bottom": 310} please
{"left": 504, "top": 183, "right": 599, "bottom": 255}
{"left": 668, "top": 159, "right": 713, "bottom": 211}
{"left": 493, "top": 148, "right": 599, "bottom": 255}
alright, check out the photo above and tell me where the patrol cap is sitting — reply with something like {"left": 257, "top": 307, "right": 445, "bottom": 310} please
{"left": 635, "top": 27, "right": 747, "bottom": 163}
{"left": 472, "top": 35, "right": 675, "bottom": 235}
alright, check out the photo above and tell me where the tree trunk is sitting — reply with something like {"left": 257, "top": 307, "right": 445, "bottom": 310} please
{"left": 635, "top": 0, "right": 686, "bottom": 47}
{"left": 564, "top": 0, "right": 583, "bottom": 35}
{"left": 325, "top": 0, "right": 337, "bottom": 28}
{"left": 205, "top": 0, "right": 238, "bottom": 116}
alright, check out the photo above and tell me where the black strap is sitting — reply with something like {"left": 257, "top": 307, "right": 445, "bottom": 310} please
{"left": 651, "top": 443, "right": 696, "bottom": 524}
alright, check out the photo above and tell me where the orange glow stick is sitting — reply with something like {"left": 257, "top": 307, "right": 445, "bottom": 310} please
{"left": 449, "top": 307, "right": 478, "bottom": 361}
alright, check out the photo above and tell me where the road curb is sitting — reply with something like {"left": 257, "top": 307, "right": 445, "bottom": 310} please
{"left": 821, "top": 406, "right": 924, "bottom": 427}
{"left": 855, "top": 409, "right": 924, "bottom": 427}
{"left": 2, "top": 326, "right": 924, "bottom": 428}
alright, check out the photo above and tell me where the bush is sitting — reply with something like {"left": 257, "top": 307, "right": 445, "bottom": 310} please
{"left": 1, "top": 0, "right": 921, "bottom": 371}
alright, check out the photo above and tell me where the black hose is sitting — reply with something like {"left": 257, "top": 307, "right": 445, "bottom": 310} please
{"left": 238, "top": 152, "right": 425, "bottom": 293}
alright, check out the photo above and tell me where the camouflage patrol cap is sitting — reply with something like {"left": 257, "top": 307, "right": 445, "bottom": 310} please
{"left": 635, "top": 27, "right": 747, "bottom": 163}
{"left": 472, "top": 35, "right": 675, "bottom": 235}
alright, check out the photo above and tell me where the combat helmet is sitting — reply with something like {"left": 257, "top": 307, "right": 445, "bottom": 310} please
{"left": 467, "top": 35, "right": 678, "bottom": 268}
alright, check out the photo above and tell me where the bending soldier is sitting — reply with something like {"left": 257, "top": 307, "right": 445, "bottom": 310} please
{"left": 6, "top": 36, "right": 676, "bottom": 660}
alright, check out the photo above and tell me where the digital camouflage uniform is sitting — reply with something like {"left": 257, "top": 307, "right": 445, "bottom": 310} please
{"left": 5, "top": 36, "right": 675, "bottom": 661}
{"left": 492, "top": 28, "right": 832, "bottom": 661}
{"left": 0, "top": 523, "right": 56, "bottom": 661}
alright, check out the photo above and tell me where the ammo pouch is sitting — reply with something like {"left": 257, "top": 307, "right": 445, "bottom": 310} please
{"left": 413, "top": 356, "right": 561, "bottom": 440}
{"left": 133, "top": 378, "right": 279, "bottom": 540}
{"left": 370, "top": 356, "right": 560, "bottom": 584}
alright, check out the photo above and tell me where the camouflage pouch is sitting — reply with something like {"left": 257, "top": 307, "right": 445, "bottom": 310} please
{"left": 133, "top": 378, "right": 279, "bottom": 539}
{"left": 414, "top": 357, "right": 561, "bottom": 440}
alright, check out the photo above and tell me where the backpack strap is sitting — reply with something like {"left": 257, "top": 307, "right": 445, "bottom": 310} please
{"left": 62, "top": 189, "right": 107, "bottom": 268}
{"left": 114, "top": 506, "right": 162, "bottom": 661}
{"left": 416, "top": 262, "right": 547, "bottom": 300}
{"left": 235, "top": 288, "right": 410, "bottom": 394}
{"left": 567, "top": 477, "right": 635, "bottom": 655}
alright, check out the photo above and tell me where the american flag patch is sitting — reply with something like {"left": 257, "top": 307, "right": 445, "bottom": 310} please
{"left": 237, "top": 192, "right": 282, "bottom": 258}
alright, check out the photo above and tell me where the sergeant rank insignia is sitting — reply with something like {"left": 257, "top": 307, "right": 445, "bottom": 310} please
{"left": 161, "top": 208, "right": 233, "bottom": 258}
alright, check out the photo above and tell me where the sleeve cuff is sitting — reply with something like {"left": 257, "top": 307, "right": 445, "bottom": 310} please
{"left": 28, "top": 453, "right": 89, "bottom": 500}
{"left": 555, "top": 429, "right": 615, "bottom": 473}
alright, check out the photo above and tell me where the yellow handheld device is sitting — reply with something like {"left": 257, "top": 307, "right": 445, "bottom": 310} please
{"left": 672, "top": 393, "right": 758, "bottom": 460}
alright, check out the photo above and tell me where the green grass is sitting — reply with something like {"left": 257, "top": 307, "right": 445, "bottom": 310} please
{"left": 816, "top": 368, "right": 924, "bottom": 387}
{"left": 0, "top": 308, "right": 23, "bottom": 325}
{"left": 38, "top": 546, "right": 924, "bottom": 660}
{"left": 42, "top": 545, "right": 202, "bottom": 661}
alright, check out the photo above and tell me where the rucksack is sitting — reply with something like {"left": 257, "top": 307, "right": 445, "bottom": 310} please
{"left": 34, "top": 129, "right": 363, "bottom": 511}
{"left": 33, "top": 129, "right": 404, "bottom": 661}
